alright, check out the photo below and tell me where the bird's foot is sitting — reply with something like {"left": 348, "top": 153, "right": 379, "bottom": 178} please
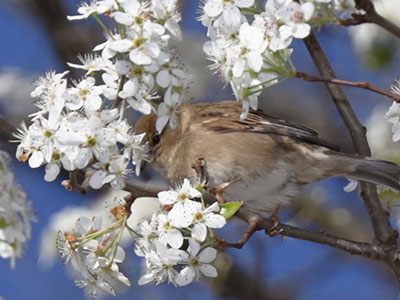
{"left": 267, "top": 205, "right": 283, "bottom": 237}
{"left": 210, "top": 177, "right": 240, "bottom": 203}
{"left": 191, "top": 157, "right": 207, "bottom": 183}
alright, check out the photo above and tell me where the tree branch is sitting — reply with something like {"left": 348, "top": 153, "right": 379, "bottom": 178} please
{"left": 303, "top": 30, "right": 400, "bottom": 282}
{"left": 340, "top": 0, "right": 400, "bottom": 40}
{"left": 235, "top": 209, "right": 381, "bottom": 260}
{"left": 295, "top": 71, "right": 400, "bottom": 102}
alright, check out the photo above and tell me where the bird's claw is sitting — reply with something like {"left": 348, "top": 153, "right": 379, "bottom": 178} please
{"left": 210, "top": 177, "right": 240, "bottom": 203}
{"left": 266, "top": 205, "right": 283, "bottom": 237}
{"left": 191, "top": 157, "right": 207, "bottom": 183}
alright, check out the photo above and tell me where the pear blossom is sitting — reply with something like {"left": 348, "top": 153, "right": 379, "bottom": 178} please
{"left": 67, "top": 54, "right": 111, "bottom": 76}
{"left": 151, "top": 0, "right": 182, "bottom": 40}
{"left": 66, "top": 77, "right": 103, "bottom": 112}
{"left": 158, "top": 178, "right": 203, "bottom": 207}
{"left": 279, "top": 2, "right": 315, "bottom": 40}
{"left": 57, "top": 207, "right": 130, "bottom": 298}
{"left": 232, "top": 22, "right": 268, "bottom": 77}
{"left": 0, "top": 151, "right": 36, "bottom": 268}
{"left": 156, "top": 213, "right": 184, "bottom": 248}
{"left": 203, "top": 0, "right": 255, "bottom": 27}
{"left": 138, "top": 241, "right": 188, "bottom": 286}
{"left": 155, "top": 86, "right": 181, "bottom": 133}
{"left": 176, "top": 239, "right": 218, "bottom": 286}
{"left": 182, "top": 201, "right": 226, "bottom": 242}
{"left": 67, "top": 1, "right": 98, "bottom": 20}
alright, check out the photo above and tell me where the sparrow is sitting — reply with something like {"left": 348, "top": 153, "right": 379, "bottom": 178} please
{"left": 134, "top": 101, "right": 400, "bottom": 216}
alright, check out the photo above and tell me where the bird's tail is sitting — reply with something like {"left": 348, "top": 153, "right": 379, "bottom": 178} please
{"left": 328, "top": 151, "right": 400, "bottom": 191}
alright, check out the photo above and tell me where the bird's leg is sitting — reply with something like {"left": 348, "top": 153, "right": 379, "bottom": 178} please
{"left": 191, "top": 157, "right": 207, "bottom": 184}
{"left": 267, "top": 205, "right": 283, "bottom": 237}
{"left": 218, "top": 215, "right": 261, "bottom": 249}
{"left": 210, "top": 177, "right": 240, "bottom": 203}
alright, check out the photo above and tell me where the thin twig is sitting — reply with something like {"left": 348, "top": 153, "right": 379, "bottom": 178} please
{"left": 340, "top": 0, "right": 400, "bottom": 39}
{"left": 295, "top": 71, "right": 400, "bottom": 102}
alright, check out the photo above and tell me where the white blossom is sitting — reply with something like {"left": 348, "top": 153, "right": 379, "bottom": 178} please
{"left": 176, "top": 239, "right": 218, "bottom": 286}
{"left": 0, "top": 151, "right": 36, "bottom": 268}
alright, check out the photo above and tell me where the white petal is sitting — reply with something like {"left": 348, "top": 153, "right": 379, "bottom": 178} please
{"left": 115, "top": 60, "right": 133, "bottom": 75}
{"left": 156, "top": 69, "right": 171, "bottom": 88}
{"left": 44, "top": 163, "right": 60, "bottom": 182}
{"left": 85, "top": 95, "right": 102, "bottom": 111}
{"left": 167, "top": 230, "right": 184, "bottom": 248}
{"left": 109, "top": 39, "right": 132, "bottom": 53}
{"left": 192, "top": 223, "right": 207, "bottom": 242}
{"left": 199, "top": 264, "right": 218, "bottom": 277}
{"left": 205, "top": 214, "right": 226, "bottom": 228}
{"left": 199, "top": 247, "right": 217, "bottom": 263}
{"left": 156, "top": 115, "right": 170, "bottom": 133}
{"left": 130, "top": 50, "right": 152, "bottom": 65}
{"left": 114, "top": 247, "right": 125, "bottom": 263}
{"left": 203, "top": 0, "right": 223, "bottom": 17}
{"left": 188, "top": 238, "right": 200, "bottom": 257}
{"left": 89, "top": 170, "right": 107, "bottom": 189}
{"left": 247, "top": 51, "right": 263, "bottom": 72}
{"left": 222, "top": 4, "right": 242, "bottom": 27}
{"left": 176, "top": 267, "right": 195, "bottom": 286}
{"left": 29, "top": 151, "right": 44, "bottom": 168}
{"left": 292, "top": 23, "right": 311, "bottom": 39}
{"left": 158, "top": 190, "right": 178, "bottom": 205}
{"left": 119, "top": 79, "right": 139, "bottom": 98}
{"left": 169, "top": 203, "right": 192, "bottom": 228}
{"left": 138, "top": 273, "right": 153, "bottom": 285}
{"left": 113, "top": 12, "right": 132, "bottom": 25}
{"left": 235, "top": 0, "right": 255, "bottom": 8}
{"left": 301, "top": 2, "right": 315, "bottom": 20}
{"left": 232, "top": 58, "right": 245, "bottom": 78}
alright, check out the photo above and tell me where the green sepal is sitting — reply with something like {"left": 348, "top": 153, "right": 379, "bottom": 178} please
{"left": 218, "top": 202, "right": 243, "bottom": 219}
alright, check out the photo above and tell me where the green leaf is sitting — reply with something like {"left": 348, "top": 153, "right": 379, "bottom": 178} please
{"left": 218, "top": 202, "right": 243, "bottom": 219}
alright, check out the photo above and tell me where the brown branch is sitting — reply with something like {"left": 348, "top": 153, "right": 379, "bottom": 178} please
{"left": 234, "top": 209, "right": 381, "bottom": 260}
{"left": 340, "top": 0, "right": 400, "bottom": 39}
{"left": 295, "top": 71, "right": 400, "bottom": 102}
{"left": 303, "top": 31, "right": 400, "bottom": 283}
{"left": 124, "top": 182, "right": 162, "bottom": 198}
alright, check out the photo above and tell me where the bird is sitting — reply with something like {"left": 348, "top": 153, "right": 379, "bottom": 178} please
{"left": 134, "top": 100, "right": 400, "bottom": 216}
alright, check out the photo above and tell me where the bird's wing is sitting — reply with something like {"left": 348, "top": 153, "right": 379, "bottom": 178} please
{"left": 190, "top": 101, "right": 339, "bottom": 150}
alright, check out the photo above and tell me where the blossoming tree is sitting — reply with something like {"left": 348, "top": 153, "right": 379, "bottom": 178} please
{"left": 1, "top": 0, "right": 400, "bottom": 298}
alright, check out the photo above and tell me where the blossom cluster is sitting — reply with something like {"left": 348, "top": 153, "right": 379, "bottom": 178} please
{"left": 200, "top": 0, "right": 362, "bottom": 118}
{"left": 130, "top": 179, "right": 227, "bottom": 287}
{"left": 0, "top": 151, "right": 36, "bottom": 268}
{"left": 68, "top": 0, "right": 191, "bottom": 133}
{"left": 14, "top": 0, "right": 192, "bottom": 189}
{"left": 14, "top": 70, "right": 147, "bottom": 189}
{"left": 56, "top": 207, "right": 130, "bottom": 298}
{"left": 57, "top": 179, "right": 232, "bottom": 297}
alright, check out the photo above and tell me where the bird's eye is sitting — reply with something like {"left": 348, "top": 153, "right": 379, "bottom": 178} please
{"left": 152, "top": 134, "right": 160, "bottom": 144}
